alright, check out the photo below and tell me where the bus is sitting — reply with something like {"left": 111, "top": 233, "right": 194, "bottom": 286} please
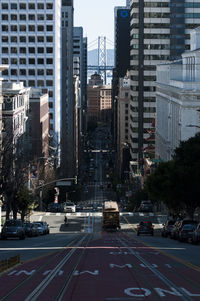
{"left": 102, "top": 201, "right": 120, "bottom": 231}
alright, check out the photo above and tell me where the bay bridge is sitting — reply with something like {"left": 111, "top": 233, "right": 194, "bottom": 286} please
{"left": 87, "top": 36, "right": 114, "bottom": 84}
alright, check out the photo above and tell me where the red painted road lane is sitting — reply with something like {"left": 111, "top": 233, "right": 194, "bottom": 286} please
{"left": 0, "top": 232, "right": 199, "bottom": 300}
{"left": 0, "top": 246, "right": 82, "bottom": 300}
{"left": 63, "top": 231, "right": 200, "bottom": 301}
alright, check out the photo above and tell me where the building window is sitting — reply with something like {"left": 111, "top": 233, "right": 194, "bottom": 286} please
{"left": 37, "top": 3, "right": 44, "bottom": 9}
{"left": 2, "top": 3, "right": 8, "bottom": 9}
{"left": 29, "top": 69, "right": 35, "bottom": 75}
{"left": 20, "top": 36, "right": 26, "bottom": 42}
{"left": 2, "top": 25, "right": 8, "bottom": 32}
{"left": 20, "top": 47, "right": 26, "bottom": 53}
{"left": 20, "top": 3, "right": 26, "bottom": 9}
{"left": 49, "top": 113, "right": 53, "bottom": 119}
{"left": 37, "top": 58, "right": 44, "bottom": 64}
{"left": 20, "top": 69, "right": 26, "bottom": 75}
{"left": 37, "top": 69, "right": 44, "bottom": 75}
{"left": 46, "top": 80, "right": 53, "bottom": 86}
{"left": 29, "top": 36, "right": 35, "bottom": 43}
{"left": 2, "top": 14, "right": 8, "bottom": 20}
{"left": 2, "top": 36, "right": 8, "bottom": 43}
{"left": 11, "top": 14, "right": 17, "bottom": 20}
{"left": 29, "top": 15, "right": 35, "bottom": 21}
{"left": 29, "top": 25, "right": 35, "bottom": 31}
{"left": 28, "top": 80, "right": 35, "bottom": 87}
{"left": 11, "top": 36, "right": 17, "bottom": 42}
{"left": 37, "top": 80, "right": 44, "bottom": 87}
{"left": 49, "top": 91, "right": 53, "bottom": 98}
{"left": 29, "top": 47, "right": 35, "bottom": 53}
{"left": 47, "top": 14, "right": 53, "bottom": 20}
{"left": 29, "top": 3, "right": 35, "bottom": 9}
{"left": 11, "top": 47, "right": 17, "bottom": 54}
{"left": 46, "top": 36, "right": 53, "bottom": 42}
{"left": 38, "top": 36, "right": 44, "bottom": 42}
{"left": 29, "top": 58, "right": 35, "bottom": 64}
{"left": 46, "top": 58, "right": 53, "bottom": 64}
{"left": 2, "top": 58, "right": 9, "bottom": 64}
{"left": 46, "top": 3, "right": 53, "bottom": 9}
{"left": 37, "top": 14, "right": 44, "bottom": 20}
{"left": 46, "top": 25, "right": 53, "bottom": 31}
{"left": 47, "top": 47, "right": 53, "bottom": 53}
{"left": 11, "top": 25, "right": 17, "bottom": 31}
{"left": 46, "top": 69, "right": 53, "bottom": 76}
{"left": 38, "top": 47, "right": 44, "bottom": 53}
{"left": 11, "top": 69, "right": 17, "bottom": 76}
{"left": 20, "top": 25, "right": 26, "bottom": 32}
{"left": 2, "top": 69, "right": 8, "bottom": 76}
{"left": 11, "top": 3, "right": 17, "bottom": 9}
{"left": 20, "top": 58, "right": 26, "bottom": 64}
{"left": 11, "top": 58, "right": 18, "bottom": 64}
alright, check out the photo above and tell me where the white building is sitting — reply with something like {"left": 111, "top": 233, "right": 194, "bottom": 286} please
{"left": 0, "top": 0, "right": 62, "bottom": 147}
{"left": 156, "top": 27, "right": 200, "bottom": 161}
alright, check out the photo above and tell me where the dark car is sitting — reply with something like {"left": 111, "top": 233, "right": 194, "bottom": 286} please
{"left": 24, "top": 222, "right": 35, "bottom": 237}
{"left": 170, "top": 219, "right": 198, "bottom": 240}
{"left": 178, "top": 224, "right": 197, "bottom": 242}
{"left": 137, "top": 221, "right": 154, "bottom": 236}
{"left": 191, "top": 223, "right": 200, "bottom": 244}
{"left": 1, "top": 219, "right": 25, "bottom": 240}
{"left": 37, "top": 221, "right": 49, "bottom": 234}
{"left": 161, "top": 220, "right": 175, "bottom": 237}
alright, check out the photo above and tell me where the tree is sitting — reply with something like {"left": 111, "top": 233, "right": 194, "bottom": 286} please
{"left": 15, "top": 187, "right": 35, "bottom": 222}
{"left": 144, "top": 133, "right": 200, "bottom": 218}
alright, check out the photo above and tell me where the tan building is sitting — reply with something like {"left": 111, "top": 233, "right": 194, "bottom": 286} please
{"left": 100, "top": 86, "right": 112, "bottom": 122}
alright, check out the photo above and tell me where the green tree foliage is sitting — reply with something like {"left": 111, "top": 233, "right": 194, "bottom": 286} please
{"left": 16, "top": 187, "right": 35, "bottom": 222}
{"left": 144, "top": 133, "right": 200, "bottom": 218}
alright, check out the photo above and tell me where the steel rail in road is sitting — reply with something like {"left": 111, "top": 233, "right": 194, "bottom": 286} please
{"left": 0, "top": 234, "right": 89, "bottom": 301}
{"left": 117, "top": 232, "right": 199, "bottom": 301}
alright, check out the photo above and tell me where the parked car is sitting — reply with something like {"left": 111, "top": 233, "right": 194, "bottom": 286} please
{"left": 161, "top": 220, "right": 175, "bottom": 237}
{"left": 191, "top": 223, "right": 200, "bottom": 244}
{"left": 37, "top": 221, "right": 49, "bottom": 234}
{"left": 24, "top": 221, "right": 39, "bottom": 237}
{"left": 64, "top": 202, "right": 76, "bottom": 213}
{"left": 137, "top": 221, "right": 154, "bottom": 236}
{"left": 178, "top": 223, "right": 197, "bottom": 242}
{"left": 33, "top": 222, "right": 45, "bottom": 235}
{"left": 170, "top": 219, "right": 198, "bottom": 240}
{"left": 1, "top": 219, "right": 25, "bottom": 240}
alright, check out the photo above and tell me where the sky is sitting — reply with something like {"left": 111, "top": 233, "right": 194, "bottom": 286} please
{"left": 74, "top": 0, "right": 126, "bottom": 49}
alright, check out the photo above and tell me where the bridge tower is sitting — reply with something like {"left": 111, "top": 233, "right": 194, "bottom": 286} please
{"left": 98, "top": 36, "right": 107, "bottom": 84}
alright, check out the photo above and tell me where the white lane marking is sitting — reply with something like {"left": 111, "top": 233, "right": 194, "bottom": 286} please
{"left": 110, "top": 264, "right": 132, "bottom": 269}
{"left": 74, "top": 270, "right": 99, "bottom": 276}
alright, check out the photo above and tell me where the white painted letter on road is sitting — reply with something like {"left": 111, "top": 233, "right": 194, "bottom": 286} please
{"left": 110, "top": 264, "right": 132, "bottom": 269}
{"left": 154, "top": 287, "right": 182, "bottom": 297}
{"left": 125, "top": 288, "right": 151, "bottom": 297}
{"left": 73, "top": 270, "right": 99, "bottom": 276}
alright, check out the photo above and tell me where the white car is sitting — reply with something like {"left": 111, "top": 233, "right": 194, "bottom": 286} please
{"left": 64, "top": 202, "right": 76, "bottom": 213}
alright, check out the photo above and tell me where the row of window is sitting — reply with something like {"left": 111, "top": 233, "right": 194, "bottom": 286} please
{"left": 132, "top": 13, "right": 170, "bottom": 19}
{"left": 131, "top": 2, "right": 200, "bottom": 8}
{"left": 2, "top": 57, "right": 53, "bottom": 65}
{"left": 2, "top": 68, "right": 53, "bottom": 76}
{"left": 131, "top": 54, "right": 170, "bottom": 60}
{"left": 131, "top": 86, "right": 156, "bottom": 92}
{"left": 131, "top": 96, "right": 156, "bottom": 103}
{"left": 1, "top": 14, "right": 53, "bottom": 21}
{"left": 131, "top": 75, "right": 157, "bottom": 81}
{"left": 132, "top": 44, "right": 170, "bottom": 50}
{"left": 2, "top": 47, "right": 53, "bottom": 54}
{"left": 2, "top": 25, "right": 53, "bottom": 32}
{"left": 2, "top": 3, "right": 53, "bottom": 10}
{"left": 2, "top": 71, "right": 53, "bottom": 87}
{"left": 130, "top": 106, "right": 156, "bottom": 113}
{"left": 2, "top": 36, "right": 53, "bottom": 43}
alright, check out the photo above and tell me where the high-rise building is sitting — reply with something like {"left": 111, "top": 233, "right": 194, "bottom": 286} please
{"left": 61, "top": 0, "right": 75, "bottom": 177}
{"left": 129, "top": 0, "right": 200, "bottom": 165}
{"left": 0, "top": 0, "right": 62, "bottom": 156}
{"left": 112, "top": 5, "right": 130, "bottom": 154}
